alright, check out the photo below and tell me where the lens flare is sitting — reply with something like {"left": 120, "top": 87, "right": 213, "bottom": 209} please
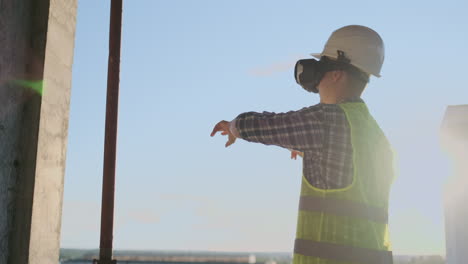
{"left": 10, "top": 80, "right": 43, "bottom": 95}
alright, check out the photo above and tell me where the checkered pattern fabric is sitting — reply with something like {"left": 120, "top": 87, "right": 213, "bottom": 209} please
{"left": 234, "top": 103, "right": 355, "bottom": 189}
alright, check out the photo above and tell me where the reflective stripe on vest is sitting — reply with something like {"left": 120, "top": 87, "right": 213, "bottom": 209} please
{"left": 299, "top": 196, "right": 388, "bottom": 223}
{"left": 294, "top": 239, "right": 393, "bottom": 264}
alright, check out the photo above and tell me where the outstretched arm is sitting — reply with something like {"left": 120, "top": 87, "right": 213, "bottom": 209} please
{"left": 211, "top": 106, "right": 323, "bottom": 152}
{"left": 233, "top": 108, "right": 322, "bottom": 151}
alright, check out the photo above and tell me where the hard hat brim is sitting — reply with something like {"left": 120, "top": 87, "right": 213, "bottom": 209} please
{"left": 310, "top": 53, "right": 321, "bottom": 60}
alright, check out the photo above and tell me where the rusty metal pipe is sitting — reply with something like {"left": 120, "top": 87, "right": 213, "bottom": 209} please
{"left": 97, "top": 0, "right": 122, "bottom": 263}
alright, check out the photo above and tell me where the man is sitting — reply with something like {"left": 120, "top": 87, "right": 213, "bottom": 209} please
{"left": 211, "top": 25, "right": 394, "bottom": 264}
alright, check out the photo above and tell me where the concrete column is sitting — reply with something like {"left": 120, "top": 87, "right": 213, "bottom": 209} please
{"left": 440, "top": 105, "right": 468, "bottom": 264}
{"left": 0, "top": 0, "right": 77, "bottom": 263}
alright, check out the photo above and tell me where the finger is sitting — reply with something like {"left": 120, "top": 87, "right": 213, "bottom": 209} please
{"left": 221, "top": 131, "right": 229, "bottom": 135}
{"left": 211, "top": 121, "right": 229, "bottom": 137}
{"left": 225, "top": 137, "right": 236, "bottom": 148}
{"left": 210, "top": 122, "right": 222, "bottom": 137}
{"left": 292, "top": 151, "right": 299, "bottom": 160}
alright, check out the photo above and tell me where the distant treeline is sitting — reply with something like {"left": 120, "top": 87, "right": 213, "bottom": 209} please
{"left": 60, "top": 249, "right": 444, "bottom": 264}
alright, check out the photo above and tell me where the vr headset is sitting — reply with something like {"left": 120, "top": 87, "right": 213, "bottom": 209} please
{"left": 294, "top": 51, "right": 369, "bottom": 93}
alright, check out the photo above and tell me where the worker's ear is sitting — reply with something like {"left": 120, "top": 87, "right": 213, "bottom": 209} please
{"left": 330, "top": 70, "right": 345, "bottom": 82}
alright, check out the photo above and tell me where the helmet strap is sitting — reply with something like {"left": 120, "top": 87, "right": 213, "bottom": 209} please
{"left": 331, "top": 50, "right": 369, "bottom": 83}
{"left": 337, "top": 50, "right": 351, "bottom": 64}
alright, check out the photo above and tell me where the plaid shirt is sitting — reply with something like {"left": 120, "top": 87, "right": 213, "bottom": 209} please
{"left": 233, "top": 102, "right": 356, "bottom": 189}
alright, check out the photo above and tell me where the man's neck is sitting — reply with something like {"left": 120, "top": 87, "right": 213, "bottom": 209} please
{"left": 320, "top": 94, "right": 361, "bottom": 104}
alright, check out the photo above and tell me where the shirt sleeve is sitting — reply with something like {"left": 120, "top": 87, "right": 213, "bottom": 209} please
{"left": 232, "top": 106, "right": 324, "bottom": 152}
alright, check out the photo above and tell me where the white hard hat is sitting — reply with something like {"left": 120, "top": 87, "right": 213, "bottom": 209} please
{"left": 311, "top": 25, "right": 385, "bottom": 77}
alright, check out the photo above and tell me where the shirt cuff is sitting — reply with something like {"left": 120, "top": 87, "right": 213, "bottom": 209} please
{"left": 229, "top": 119, "right": 241, "bottom": 138}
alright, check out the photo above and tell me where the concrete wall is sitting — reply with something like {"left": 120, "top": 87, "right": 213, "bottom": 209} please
{"left": 441, "top": 105, "right": 468, "bottom": 264}
{"left": 0, "top": 0, "right": 77, "bottom": 263}
{"left": 444, "top": 188, "right": 468, "bottom": 264}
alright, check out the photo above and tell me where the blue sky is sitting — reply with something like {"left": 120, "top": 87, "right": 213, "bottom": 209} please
{"left": 60, "top": 0, "right": 468, "bottom": 255}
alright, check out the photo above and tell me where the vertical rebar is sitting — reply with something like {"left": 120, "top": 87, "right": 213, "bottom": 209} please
{"left": 97, "top": 0, "right": 122, "bottom": 263}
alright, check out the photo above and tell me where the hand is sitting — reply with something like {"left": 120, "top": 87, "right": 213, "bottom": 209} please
{"left": 291, "top": 150, "right": 303, "bottom": 160}
{"left": 210, "top": 120, "right": 237, "bottom": 147}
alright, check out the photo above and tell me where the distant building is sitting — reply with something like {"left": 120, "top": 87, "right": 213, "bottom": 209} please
{"left": 440, "top": 105, "right": 468, "bottom": 264}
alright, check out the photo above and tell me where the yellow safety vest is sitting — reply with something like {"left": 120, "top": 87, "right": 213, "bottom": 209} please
{"left": 293, "top": 102, "right": 394, "bottom": 264}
